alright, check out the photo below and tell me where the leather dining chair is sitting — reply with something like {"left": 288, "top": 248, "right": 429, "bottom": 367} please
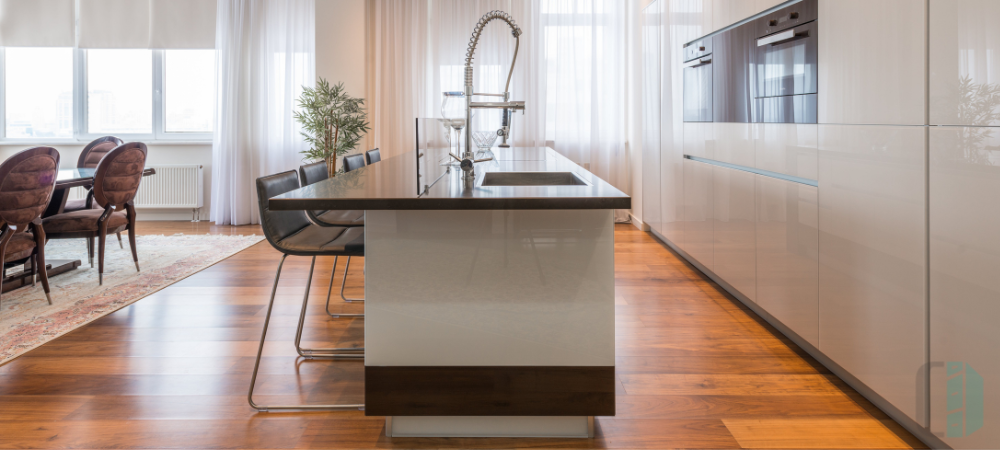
{"left": 342, "top": 153, "right": 366, "bottom": 172}
{"left": 248, "top": 170, "right": 364, "bottom": 412}
{"left": 0, "top": 147, "right": 60, "bottom": 312}
{"left": 42, "top": 142, "right": 145, "bottom": 285}
{"left": 63, "top": 136, "right": 126, "bottom": 248}
{"left": 364, "top": 148, "right": 380, "bottom": 165}
{"left": 298, "top": 161, "right": 365, "bottom": 310}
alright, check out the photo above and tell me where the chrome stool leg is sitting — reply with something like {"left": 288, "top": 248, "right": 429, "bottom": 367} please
{"left": 248, "top": 254, "right": 364, "bottom": 412}
{"left": 326, "top": 255, "right": 363, "bottom": 318}
{"left": 295, "top": 256, "right": 364, "bottom": 358}
{"left": 340, "top": 255, "right": 364, "bottom": 302}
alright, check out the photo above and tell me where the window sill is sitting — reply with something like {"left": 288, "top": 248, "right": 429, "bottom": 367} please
{"left": 0, "top": 139, "right": 212, "bottom": 147}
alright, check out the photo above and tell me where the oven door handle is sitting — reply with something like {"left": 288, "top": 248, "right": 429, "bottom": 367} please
{"left": 683, "top": 57, "right": 712, "bottom": 68}
{"left": 757, "top": 28, "right": 809, "bottom": 47}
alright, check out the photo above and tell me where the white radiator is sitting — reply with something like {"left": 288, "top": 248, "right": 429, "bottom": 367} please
{"left": 68, "top": 164, "right": 204, "bottom": 219}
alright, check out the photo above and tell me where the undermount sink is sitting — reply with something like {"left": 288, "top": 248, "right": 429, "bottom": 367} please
{"left": 481, "top": 171, "right": 589, "bottom": 187}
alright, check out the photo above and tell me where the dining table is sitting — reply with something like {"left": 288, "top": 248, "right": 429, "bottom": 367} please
{"left": 1, "top": 167, "right": 156, "bottom": 293}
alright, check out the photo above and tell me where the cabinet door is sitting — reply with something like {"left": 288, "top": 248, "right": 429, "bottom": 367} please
{"left": 756, "top": 175, "right": 818, "bottom": 346}
{"left": 818, "top": 0, "right": 926, "bottom": 125}
{"left": 661, "top": 8, "right": 684, "bottom": 245}
{"left": 713, "top": 166, "right": 756, "bottom": 301}
{"left": 818, "top": 124, "right": 927, "bottom": 424}
{"left": 929, "top": 0, "right": 1000, "bottom": 126}
{"left": 757, "top": 123, "right": 818, "bottom": 180}
{"left": 642, "top": 0, "right": 662, "bottom": 233}
{"left": 930, "top": 126, "right": 1000, "bottom": 448}
{"left": 715, "top": 122, "right": 755, "bottom": 166}
{"left": 713, "top": 0, "right": 760, "bottom": 31}
{"left": 682, "top": 158, "right": 714, "bottom": 268}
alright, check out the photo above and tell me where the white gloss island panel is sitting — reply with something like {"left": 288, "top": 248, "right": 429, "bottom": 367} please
{"left": 929, "top": 127, "right": 1000, "bottom": 448}
{"left": 818, "top": 0, "right": 926, "bottom": 125}
{"left": 364, "top": 209, "right": 615, "bottom": 367}
{"left": 817, "top": 124, "right": 927, "bottom": 424}
{"left": 758, "top": 123, "right": 818, "bottom": 180}
{"left": 929, "top": 0, "right": 1000, "bottom": 127}
{"left": 756, "top": 176, "right": 819, "bottom": 346}
{"left": 387, "top": 416, "right": 591, "bottom": 438}
{"left": 712, "top": 166, "right": 756, "bottom": 301}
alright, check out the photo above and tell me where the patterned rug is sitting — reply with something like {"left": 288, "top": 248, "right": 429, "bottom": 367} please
{"left": 0, "top": 233, "right": 264, "bottom": 365}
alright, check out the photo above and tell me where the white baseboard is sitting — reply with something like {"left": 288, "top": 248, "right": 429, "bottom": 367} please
{"left": 135, "top": 209, "right": 203, "bottom": 221}
{"left": 629, "top": 213, "right": 649, "bottom": 231}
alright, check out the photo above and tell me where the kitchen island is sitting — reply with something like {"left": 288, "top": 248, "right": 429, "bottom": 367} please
{"left": 269, "top": 146, "right": 629, "bottom": 438}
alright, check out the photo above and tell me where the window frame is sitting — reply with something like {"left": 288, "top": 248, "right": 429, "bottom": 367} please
{"left": 0, "top": 47, "right": 213, "bottom": 144}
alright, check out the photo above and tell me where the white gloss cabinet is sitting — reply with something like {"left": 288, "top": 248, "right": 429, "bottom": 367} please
{"left": 818, "top": 0, "right": 926, "bottom": 126}
{"left": 642, "top": 0, "right": 662, "bottom": 233}
{"left": 712, "top": 166, "right": 756, "bottom": 301}
{"left": 818, "top": 124, "right": 927, "bottom": 424}
{"left": 712, "top": 0, "right": 760, "bottom": 32}
{"left": 756, "top": 176, "right": 819, "bottom": 346}
{"left": 714, "top": 122, "right": 755, "bottom": 167}
{"left": 929, "top": 126, "right": 1000, "bottom": 448}
{"left": 929, "top": 0, "right": 1000, "bottom": 126}
{"left": 757, "top": 123, "right": 818, "bottom": 180}
{"left": 682, "top": 158, "right": 714, "bottom": 269}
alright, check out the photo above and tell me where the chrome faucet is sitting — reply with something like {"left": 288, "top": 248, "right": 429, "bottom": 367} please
{"left": 460, "top": 10, "right": 526, "bottom": 180}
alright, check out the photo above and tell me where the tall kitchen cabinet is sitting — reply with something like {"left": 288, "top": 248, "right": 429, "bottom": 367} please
{"left": 816, "top": 0, "right": 929, "bottom": 429}
{"left": 929, "top": 1, "right": 1000, "bottom": 447}
{"left": 642, "top": 0, "right": 662, "bottom": 234}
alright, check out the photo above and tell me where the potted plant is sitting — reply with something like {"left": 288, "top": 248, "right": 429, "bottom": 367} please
{"left": 294, "top": 78, "right": 370, "bottom": 176}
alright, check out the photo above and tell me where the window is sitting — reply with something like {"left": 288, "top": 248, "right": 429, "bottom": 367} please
{"left": 3, "top": 48, "right": 74, "bottom": 138}
{"left": 88, "top": 49, "right": 153, "bottom": 134}
{"left": 164, "top": 50, "right": 214, "bottom": 133}
{"left": 0, "top": 47, "right": 214, "bottom": 141}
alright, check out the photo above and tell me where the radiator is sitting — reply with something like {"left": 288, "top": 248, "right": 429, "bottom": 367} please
{"left": 68, "top": 164, "right": 204, "bottom": 219}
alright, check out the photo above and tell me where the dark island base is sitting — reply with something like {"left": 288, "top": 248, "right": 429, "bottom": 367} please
{"left": 365, "top": 366, "right": 616, "bottom": 417}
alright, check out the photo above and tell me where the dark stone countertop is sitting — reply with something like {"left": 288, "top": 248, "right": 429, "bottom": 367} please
{"left": 268, "top": 147, "right": 630, "bottom": 211}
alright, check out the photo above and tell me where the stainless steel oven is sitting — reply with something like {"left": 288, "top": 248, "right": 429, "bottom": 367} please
{"left": 683, "top": 38, "right": 712, "bottom": 122}
{"left": 754, "top": 0, "right": 817, "bottom": 123}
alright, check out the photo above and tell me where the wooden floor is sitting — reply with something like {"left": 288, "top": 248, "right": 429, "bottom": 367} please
{"left": 0, "top": 222, "right": 927, "bottom": 449}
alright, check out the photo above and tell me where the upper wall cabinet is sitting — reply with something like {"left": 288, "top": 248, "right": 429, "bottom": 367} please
{"left": 930, "top": 0, "right": 1000, "bottom": 126}
{"left": 818, "top": 0, "right": 926, "bottom": 125}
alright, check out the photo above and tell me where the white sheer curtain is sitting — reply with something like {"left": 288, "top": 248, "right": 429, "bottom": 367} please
{"left": 211, "top": 0, "right": 315, "bottom": 225}
{"left": 370, "top": 0, "right": 631, "bottom": 221}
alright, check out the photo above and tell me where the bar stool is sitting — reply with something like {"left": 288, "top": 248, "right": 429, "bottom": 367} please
{"left": 364, "top": 148, "right": 381, "bottom": 165}
{"left": 247, "top": 170, "right": 364, "bottom": 412}
{"left": 298, "top": 161, "right": 365, "bottom": 310}
{"left": 334, "top": 154, "right": 368, "bottom": 304}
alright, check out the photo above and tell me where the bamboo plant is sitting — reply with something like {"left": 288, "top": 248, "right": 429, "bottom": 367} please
{"left": 294, "top": 79, "right": 370, "bottom": 176}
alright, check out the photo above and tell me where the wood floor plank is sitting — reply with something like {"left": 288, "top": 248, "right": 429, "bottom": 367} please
{"left": 0, "top": 222, "right": 924, "bottom": 449}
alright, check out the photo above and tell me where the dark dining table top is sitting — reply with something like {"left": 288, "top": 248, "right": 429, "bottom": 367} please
{"left": 268, "top": 147, "right": 631, "bottom": 211}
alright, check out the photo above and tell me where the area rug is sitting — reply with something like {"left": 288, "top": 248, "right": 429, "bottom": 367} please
{"left": 0, "top": 233, "right": 264, "bottom": 365}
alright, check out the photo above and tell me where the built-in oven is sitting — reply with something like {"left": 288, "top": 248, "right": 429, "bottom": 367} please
{"left": 682, "top": 38, "right": 712, "bottom": 122}
{"left": 754, "top": 0, "right": 817, "bottom": 123}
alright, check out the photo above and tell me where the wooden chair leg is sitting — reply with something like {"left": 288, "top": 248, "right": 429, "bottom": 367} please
{"left": 32, "top": 221, "right": 52, "bottom": 305}
{"left": 126, "top": 203, "right": 139, "bottom": 272}
{"left": 117, "top": 232, "right": 123, "bottom": 249}
{"left": 87, "top": 237, "right": 94, "bottom": 268}
{"left": 98, "top": 230, "right": 107, "bottom": 286}
{"left": 0, "top": 229, "right": 13, "bottom": 316}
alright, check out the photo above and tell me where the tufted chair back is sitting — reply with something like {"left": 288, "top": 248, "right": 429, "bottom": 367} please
{"left": 93, "top": 142, "right": 147, "bottom": 210}
{"left": 0, "top": 147, "right": 60, "bottom": 231}
{"left": 78, "top": 136, "right": 124, "bottom": 169}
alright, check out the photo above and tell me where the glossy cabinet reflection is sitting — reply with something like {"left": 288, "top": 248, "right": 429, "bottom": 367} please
{"left": 818, "top": 0, "right": 926, "bottom": 125}
{"left": 929, "top": 0, "right": 1000, "bottom": 126}
{"left": 682, "top": 158, "right": 714, "bottom": 269}
{"left": 713, "top": 166, "right": 756, "bottom": 301}
{"left": 714, "top": 122, "right": 755, "bottom": 166}
{"left": 818, "top": 124, "right": 927, "bottom": 424}
{"left": 642, "top": 0, "right": 662, "bottom": 233}
{"left": 758, "top": 123, "right": 818, "bottom": 180}
{"left": 756, "top": 176, "right": 818, "bottom": 346}
{"left": 929, "top": 126, "right": 1000, "bottom": 448}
